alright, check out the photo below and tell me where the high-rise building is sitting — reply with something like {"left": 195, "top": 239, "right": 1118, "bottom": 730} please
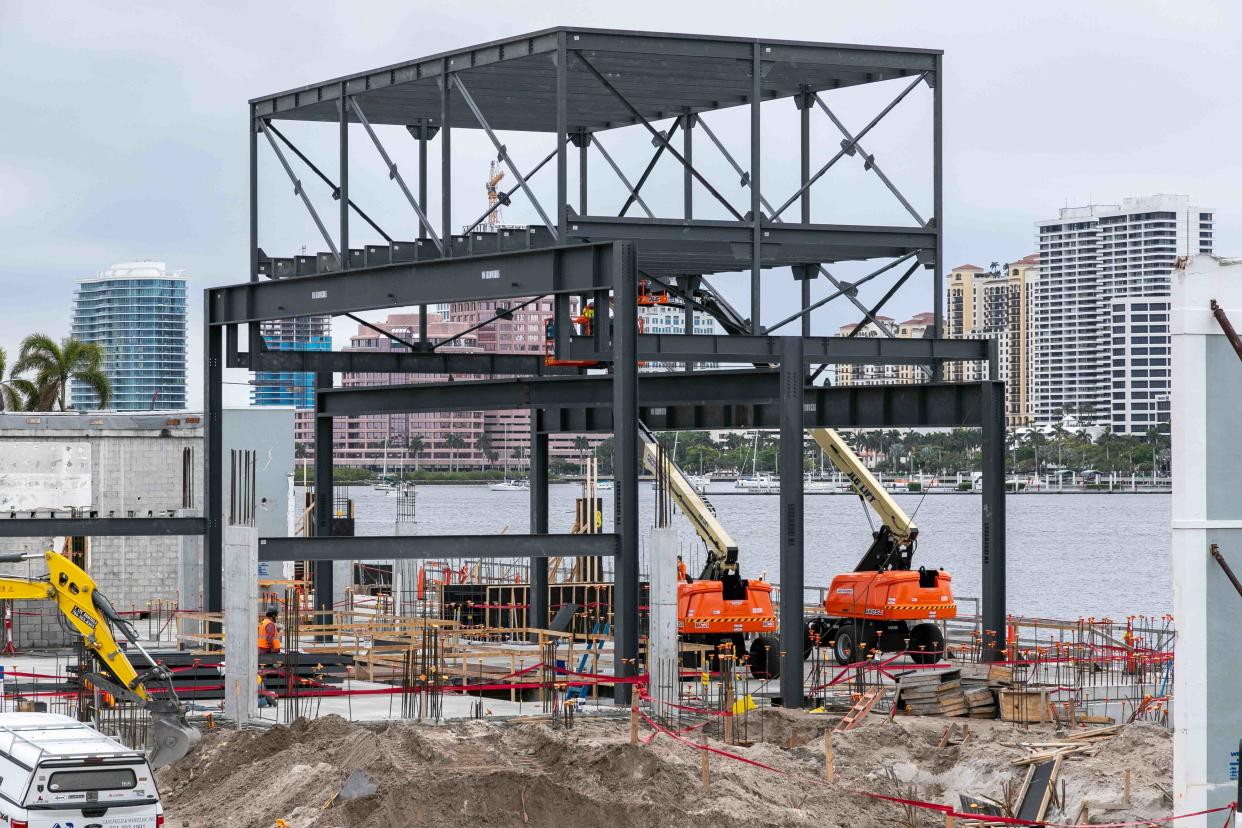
{"left": 70, "top": 262, "right": 187, "bottom": 410}
{"left": 1034, "top": 195, "right": 1213, "bottom": 433}
{"left": 834, "top": 313, "right": 935, "bottom": 386}
{"left": 251, "top": 316, "right": 331, "bottom": 407}
{"left": 637, "top": 304, "right": 722, "bottom": 371}
{"left": 944, "top": 257, "right": 1039, "bottom": 426}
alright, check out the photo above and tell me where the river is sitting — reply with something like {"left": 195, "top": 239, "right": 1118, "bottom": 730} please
{"left": 333, "top": 483, "right": 1171, "bottom": 621}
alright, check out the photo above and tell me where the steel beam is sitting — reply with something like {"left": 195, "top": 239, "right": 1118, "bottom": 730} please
{"left": 543, "top": 380, "right": 984, "bottom": 433}
{"left": 233, "top": 348, "right": 574, "bottom": 376}
{"left": 565, "top": 216, "right": 934, "bottom": 251}
{"left": 206, "top": 243, "right": 617, "bottom": 325}
{"left": 932, "top": 59, "right": 945, "bottom": 380}
{"left": 778, "top": 336, "right": 805, "bottom": 707}
{"left": 0, "top": 518, "right": 206, "bottom": 538}
{"left": 257, "top": 533, "right": 617, "bottom": 562}
{"left": 316, "top": 370, "right": 780, "bottom": 416}
{"left": 566, "top": 332, "right": 989, "bottom": 365}
{"left": 980, "top": 380, "right": 1007, "bottom": 661}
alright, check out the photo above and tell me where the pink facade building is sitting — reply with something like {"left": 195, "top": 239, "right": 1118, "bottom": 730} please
{"left": 295, "top": 303, "right": 601, "bottom": 471}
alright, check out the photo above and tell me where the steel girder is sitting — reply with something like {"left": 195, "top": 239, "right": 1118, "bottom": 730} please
{"left": 0, "top": 517, "right": 206, "bottom": 538}
{"left": 257, "top": 533, "right": 618, "bottom": 562}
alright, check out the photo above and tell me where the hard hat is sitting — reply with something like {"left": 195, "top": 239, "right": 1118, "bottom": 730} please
{"left": 265, "top": 605, "right": 280, "bottom": 618}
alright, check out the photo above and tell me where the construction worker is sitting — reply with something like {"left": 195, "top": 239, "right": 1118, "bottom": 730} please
{"left": 582, "top": 301, "right": 595, "bottom": 335}
{"left": 258, "top": 606, "right": 281, "bottom": 654}
{"left": 677, "top": 555, "right": 688, "bottom": 583}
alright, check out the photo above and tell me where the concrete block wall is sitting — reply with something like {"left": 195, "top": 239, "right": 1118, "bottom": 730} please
{"left": 0, "top": 412, "right": 204, "bottom": 649}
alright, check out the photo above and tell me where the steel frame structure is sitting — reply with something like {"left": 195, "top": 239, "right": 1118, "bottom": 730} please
{"left": 206, "top": 28, "right": 1005, "bottom": 708}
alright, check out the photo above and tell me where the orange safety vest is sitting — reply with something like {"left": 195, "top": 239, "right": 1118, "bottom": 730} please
{"left": 258, "top": 617, "right": 281, "bottom": 653}
{"left": 677, "top": 560, "right": 687, "bottom": 582}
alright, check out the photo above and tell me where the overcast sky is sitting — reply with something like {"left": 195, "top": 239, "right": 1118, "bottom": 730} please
{"left": 1, "top": 0, "right": 1238, "bottom": 408}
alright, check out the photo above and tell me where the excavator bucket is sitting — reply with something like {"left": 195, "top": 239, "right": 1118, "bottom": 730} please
{"left": 146, "top": 699, "right": 201, "bottom": 769}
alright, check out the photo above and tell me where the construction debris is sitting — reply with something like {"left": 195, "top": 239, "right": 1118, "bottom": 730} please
{"left": 157, "top": 711, "right": 1174, "bottom": 828}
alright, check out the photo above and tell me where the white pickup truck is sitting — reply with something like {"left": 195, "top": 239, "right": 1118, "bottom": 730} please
{"left": 0, "top": 712, "right": 163, "bottom": 828}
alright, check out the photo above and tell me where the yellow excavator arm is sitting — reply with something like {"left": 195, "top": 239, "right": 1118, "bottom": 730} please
{"left": 0, "top": 550, "right": 199, "bottom": 766}
{"left": 0, "top": 552, "right": 148, "bottom": 699}
{"left": 638, "top": 423, "right": 738, "bottom": 569}
{"left": 809, "top": 428, "right": 917, "bottom": 545}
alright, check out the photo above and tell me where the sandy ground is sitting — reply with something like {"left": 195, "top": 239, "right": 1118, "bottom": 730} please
{"left": 158, "top": 710, "right": 1171, "bottom": 828}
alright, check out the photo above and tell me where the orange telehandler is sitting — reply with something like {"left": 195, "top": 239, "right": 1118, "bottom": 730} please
{"left": 639, "top": 423, "right": 780, "bottom": 678}
{"left": 807, "top": 428, "right": 956, "bottom": 666}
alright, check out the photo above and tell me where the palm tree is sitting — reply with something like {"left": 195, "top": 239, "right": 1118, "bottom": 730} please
{"left": 573, "top": 435, "right": 591, "bottom": 472}
{"left": 0, "top": 348, "right": 28, "bottom": 411}
{"left": 443, "top": 433, "right": 466, "bottom": 472}
{"left": 405, "top": 435, "right": 425, "bottom": 473}
{"left": 14, "top": 335, "right": 111, "bottom": 411}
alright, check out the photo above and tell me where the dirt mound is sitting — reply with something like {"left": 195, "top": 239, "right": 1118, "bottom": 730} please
{"left": 158, "top": 714, "right": 1173, "bottom": 828}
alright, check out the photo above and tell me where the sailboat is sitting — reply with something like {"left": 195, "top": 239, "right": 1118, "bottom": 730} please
{"left": 735, "top": 432, "right": 778, "bottom": 492}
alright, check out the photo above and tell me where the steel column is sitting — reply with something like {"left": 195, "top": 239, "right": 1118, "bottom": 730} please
{"left": 339, "top": 86, "right": 349, "bottom": 267}
{"left": 578, "top": 132, "right": 589, "bottom": 215}
{"left": 683, "top": 114, "right": 693, "bottom": 219}
{"left": 314, "top": 371, "right": 334, "bottom": 628}
{"left": 440, "top": 62, "right": 452, "bottom": 252}
{"left": 417, "top": 119, "right": 429, "bottom": 341}
{"left": 612, "top": 242, "right": 639, "bottom": 703}
{"left": 530, "top": 411, "right": 550, "bottom": 630}
{"left": 778, "top": 336, "right": 805, "bottom": 707}
{"left": 556, "top": 32, "right": 569, "bottom": 241}
{"left": 249, "top": 108, "right": 258, "bottom": 282}
{"left": 799, "top": 90, "right": 812, "bottom": 338}
{"left": 932, "top": 58, "right": 944, "bottom": 381}
{"left": 204, "top": 315, "right": 223, "bottom": 612}
{"left": 750, "top": 42, "right": 762, "bottom": 334}
{"left": 981, "top": 380, "right": 1007, "bottom": 661}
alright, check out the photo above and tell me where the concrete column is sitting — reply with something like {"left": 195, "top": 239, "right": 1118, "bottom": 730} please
{"left": 647, "top": 527, "right": 679, "bottom": 723}
{"left": 176, "top": 508, "right": 203, "bottom": 612}
{"left": 1172, "top": 255, "right": 1242, "bottom": 824}
{"left": 223, "top": 524, "right": 258, "bottom": 726}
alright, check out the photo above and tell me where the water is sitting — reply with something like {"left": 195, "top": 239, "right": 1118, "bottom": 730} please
{"left": 337, "top": 484, "right": 1171, "bottom": 621}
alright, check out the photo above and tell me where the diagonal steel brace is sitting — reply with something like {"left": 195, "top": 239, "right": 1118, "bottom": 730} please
{"left": 572, "top": 50, "right": 745, "bottom": 222}
{"left": 349, "top": 97, "right": 445, "bottom": 254}
{"left": 696, "top": 113, "right": 911, "bottom": 335}
{"left": 619, "top": 118, "right": 680, "bottom": 217}
{"left": 814, "top": 94, "right": 925, "bottom": 226}
{"left": 770, "top": 72, "right": 927, "bottom": 221}
{"left": 463, "top": 141, "right": 565, "bottom": 235}
{"left": 452, "top": 75, "right": 560, "bottom": 242}
{"left": 258, "top": 119, "right": 340, "bottom": 264}
{"left": 592, "top": 135, "right": 655, "bottom": 219}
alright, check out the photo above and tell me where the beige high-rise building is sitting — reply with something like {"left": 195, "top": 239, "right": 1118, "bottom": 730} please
{"left": 944, "top": 257, "right": 1039, "bottom": 426}
{"left": 834, "top": 312, "right": 936, "bottom": 386}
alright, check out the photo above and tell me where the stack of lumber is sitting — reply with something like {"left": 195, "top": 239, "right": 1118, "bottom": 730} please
{"left": 1012, "top": 724, "right": 1122, "bottom": 766}
{"left": 963, "top": 686, "right": 998, "bottom": 718}
{"left": 895, "top": 669, "right": 966, "bottom": 716}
